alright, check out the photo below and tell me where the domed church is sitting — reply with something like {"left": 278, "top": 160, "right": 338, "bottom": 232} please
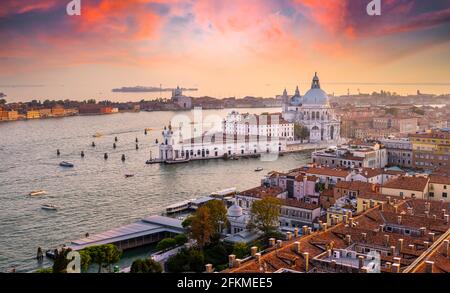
{"left": 282, "top": 73, "right": 341, "bottom": 143}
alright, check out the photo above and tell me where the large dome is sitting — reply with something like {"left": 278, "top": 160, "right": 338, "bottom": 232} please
{"left": 302, "top": 73, "right": 330, "bottom": 105}
{"left": 302, "top": 88, "right": 330, "bottom": 105}
{"left": 227, "top": 204, "right": 243, "bottom": 217}
{"left": 290, "top": 95, "right": 303, "bottom": 106}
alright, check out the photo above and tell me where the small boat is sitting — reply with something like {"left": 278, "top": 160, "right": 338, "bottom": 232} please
{"left": 125, "top": 174, "right": 134, "bottom": 178}
{"left": 41, "top": 204, "right": 59, "bottom": 211}
{"left": 29, "top": 190, "right": 47, "bottom": 197}
{"left": 165, "top": 158, "right": 190, "bottom": 165}
{"left": 145, "top": 128, "right": 153, "bottom": 131}
{"left": 165, "top": 200, "right": 191, "bottom": 214}
{"left": 93, "top": 132, "right": 102, "bottom": 138}
{"left": 59, "top": 161, "right": 74, "bottom": 168}
{"left": 255, "top": 167, "right": 264, "bottom": 172}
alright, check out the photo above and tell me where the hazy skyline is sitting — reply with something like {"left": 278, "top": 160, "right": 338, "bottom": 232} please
{"left": 1, "top": 0, "right": 450, "bottom": 101}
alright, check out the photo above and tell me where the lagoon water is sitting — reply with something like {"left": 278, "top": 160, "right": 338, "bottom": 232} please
{"left": 0, "top": 108, "right": 311, "bottom": 272}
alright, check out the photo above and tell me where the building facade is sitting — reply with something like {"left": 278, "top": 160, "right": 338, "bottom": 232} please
{"left": 410, "top": 130, "right": 450, "bottom": 170}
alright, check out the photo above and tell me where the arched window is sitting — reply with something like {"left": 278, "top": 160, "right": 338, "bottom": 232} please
{"left": 312, "top": 112, "right": 315, "bottom": 120}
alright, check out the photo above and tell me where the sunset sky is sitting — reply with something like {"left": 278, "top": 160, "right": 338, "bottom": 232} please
{"left": 1, "top": 0, "right": 450, "bottom": 101}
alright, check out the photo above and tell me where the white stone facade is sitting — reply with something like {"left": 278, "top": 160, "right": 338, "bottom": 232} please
{"left": 282, "top": 73, "right": 341, "bottom": 143}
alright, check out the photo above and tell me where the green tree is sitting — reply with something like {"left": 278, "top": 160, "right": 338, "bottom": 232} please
{"left": 174, "top": 234, "right": 188, "bottom": 245}
{"left": 0, "top": 98, "right": 6, "bottom": 104}
{"left": 83, "top": 244, "right": 122, "bottom": 273}
{"left": 294, "top": 123, "right": 310, "bottom": 143}
{"left": 166, "top": 248, "right": 205, "bottom": 273}
{"left": 79, "top": 249, "right": 92, "bottom": 272}
{"left": 232, "top": 242, "right": 249, "bottom": 259}
{"left": 130, "top": 258, "right": 162, "bottom": 273}
{"left": 248, "top": 197, "right": 282, "bottom": 236}
{"left": 156, "top": 238, "right": 177, "bottom": 251}
{"left": 205, "top": 200, "right": 228, "bottom": 234}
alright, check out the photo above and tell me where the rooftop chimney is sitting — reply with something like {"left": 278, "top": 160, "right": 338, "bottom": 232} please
{"left": 205, "top": 264, "right": 213, "bottom": 273}
{"left": 428, "top": 232, "right": 435, "bottom": 242}
{"left": 393, "top": 257, "right": 401, "bottom": 264}
{"left": 269, "top": 238, "right": 276, "bottom": 247}
{"left": 379, "top": 224, "right": 384, "bottom": 232}
{"left": 386, "top": 262, "right": 392, "bottom": 270}
{"left": 362, "top": 232, "right": 367, "bottom": 243}
{"left": 444, "top": 240, "right": 449, "bottom": 257}
{"left": 307, "top": 227, "right": 312, "bottom": 235}
{"left": 387, "top": 196, "right": 391, "bottom": 204}
{"left": 343, "top": 214, "right": 348, "bottom": 224}
{"left": 255, "top": 253, "right": 261, "bottom": 264}
{"left": 349, "top": 218, "right": 354, "bottom": 227}
{"left": 384, "top": 235, "right": 390, "bottom": 247}
{"left": 303, "top": 252, "right": 310, "bottom": 272}
{"left": 425, "top": 261, "right": 434, "bottom": 273}
{"left": 390, "top": 246, "right": 396, "bottom": 256}
{"left": 398, "top": 239, "right": 404, "bottom": 252}
{"left": 397, "top": 215, "right": 402, "bottom": 225}
{"left": 407, "top": 207, "right": 413, "bottom": 215}
{"left": 293, "top": 242, "right": 301, "bottom": 254}
{"left": 363, "top": 203, "right": 368, "bottom": 211}
{"left": 302, "top": 226, "right": 308, "bottom": 235}
{"left": 345, "top": 234, "right": 352, "bottom": 245}
{"left": 445, "top": 214, "right": 449, "bottom": 224}
{"left": 251, "top": 246, "right": 258, "bottom": 257}
{"left": 424, "top": 241, "right": 430, "bottom": 249}
{"left": 228, "top": 255, "right": 236, "bottom": 269}
{"left": 286, "top": 232, "right": 292, "bottom": 241}
{"left": 294, "top": 228, "right": 299, "bottom": 238}
{"left": 277, "top": 240, "right": 283, "bottom": 248}
{"left": 408, "top": 244, "right": 415, "bottom": 251}
{"left": 392, "top": 263, "right": 400, "bottom": 273}
{"left": 419, "top": 227, "right": 426, "bottom": 236}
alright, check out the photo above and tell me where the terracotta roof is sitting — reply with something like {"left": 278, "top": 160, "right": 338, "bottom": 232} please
{"left": 282, "top": 199, "right": 320, "bottom": 210}
{"left": 429, "top": 174, "right": 450, "bottom": 185}
{"left": 225, "top": 198, "right": 450, "bottom": 274}
{"left": 240, "top": 186, "right": 284, "bottom": 198}
{"left": 335, "top": 181, "right": 378, "bottom": 193}
{"left": 305, "top": 167, "right": 351, "bottom": 178}
{"left": 382, "top": 176, "right": 429, "bottom": 192}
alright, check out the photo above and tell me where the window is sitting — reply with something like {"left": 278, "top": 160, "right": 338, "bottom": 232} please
{"left": 429, "top": 192, "right": 434, "bottom": 197}
{"left": 443, "top": 193, "right": 448, "bottom": 198}
{"left": 405, "top": 229, "right": 410, "bottom": 235}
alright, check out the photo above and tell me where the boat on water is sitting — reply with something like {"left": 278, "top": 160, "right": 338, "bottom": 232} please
{"left": 29, "top": 190, "right": 47, "bottom": 197}
{"left": 165, "top": 158, "right": 190, "bottom": 165}
{"left": 41, "top": 204, "right": 59, "bottom": 211}
{"left": 165, "top": 200, "right": 191, "bottom": 214}
{"left": 255, "top": 167, "right": 264, "bottom": 172}
{"left": 93, "top": 132, "right": 103, "bottom": 138}
{"left": 145, "top": 128, "right": 153, "bottom": 131}
{"left": 125, "top": 174, "right": 134, "bottom": 178}
{"left": 59, "top": 161, "right": 74, "bottom": 168}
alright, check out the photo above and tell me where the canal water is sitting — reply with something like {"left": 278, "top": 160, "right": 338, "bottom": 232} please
{"left": 0, "top": 108, "right": 311, "bottom": 272}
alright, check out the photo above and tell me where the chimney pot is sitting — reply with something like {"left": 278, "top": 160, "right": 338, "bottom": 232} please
{"left": 205, "top": 264, "right": 213, "bottom": 273}
{"left": 293, "top": 241, "right": 301, "bottom": 254}
{"left": 390, "top": 246, "right": 396, "bottom": 256}
{"left": 349, "top": 218, "right": 354, "bottom": 227}
{"left": 277, "top": 240, "right": 283, "bottom": 248}
{"left": 408, "top": 244, "right": 415, "bottom": 251}
{"left": 425, "top": 261, "right": 434, "bottom": 273}
{"left": 294, "top": 228, "right": 299, "bottom": 238}
{"left": 269, "top": 238, "right": 276, "bottom": 247}
{"left": 307, "top": 227, "right": 312, "bottom": 235}
{"left": 444, "top": 214, "right": 449, "bottom": 224}
{"left": 443, "top": 240, "right": 449, "bottom": 257}
{"left": 303, "top": 252, "right": 310, "bottom": 272}
{"left": 392, "top": 263, "right": 400, "bottom": 273}
{"left": 397, "top": 215, "right": 402, "bottom": 225}
{"left": 424, "top": 241, "right": 430, "bottom": 249}
{"left": 345, "top": 234, "right": 352, "bottom": 245}
{"left": 361, "top": 232, "right": 367, "bottom": 242}
{"left": 255, "top": 253, "right": 261, "bottom": 263}
{"left": 228, "top": 255, "right": 236, "bottom": 268}
{"left": 251, "top": 246, "right": 258, "bottom": 257}
{"left": 393, "top": 257, "right": 401, "bottom": 264}
{"left": 384, "top": 234, "right": 390, "bottom": 247}
{"left": 428, "top": 232, "right": 435, "bottom": 242}
{"left": 286, "top": 232, "right": 292, "bottom": 241}
{"left": 386, "top": 262, "right": 392, "bottom": 270}
{"left": 398, "top": 239, "right": 404, "bottom": 252}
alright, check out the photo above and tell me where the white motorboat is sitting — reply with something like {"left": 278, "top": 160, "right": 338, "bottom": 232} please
{"left": 255, "top": 167, "right": 264, "bottom": 172}
{"left": 165, "top": 200, "right": 191, "bottom": 214}
{"left": 41, "top": 204, "right": 59, "bottom": 211}
{"left": 29, "top": 190, "right": 47, "bottom": 197}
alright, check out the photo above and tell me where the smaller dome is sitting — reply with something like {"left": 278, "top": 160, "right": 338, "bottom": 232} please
{"left": 290, "top": 95, "right": 302, "bottom": 106}
{"left": 227, "top": 204, "right": 243, "bottom": 217}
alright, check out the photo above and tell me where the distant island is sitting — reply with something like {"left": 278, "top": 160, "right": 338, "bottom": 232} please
{"left": 112, "top": 86, "right": 198, "bottom": 93}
